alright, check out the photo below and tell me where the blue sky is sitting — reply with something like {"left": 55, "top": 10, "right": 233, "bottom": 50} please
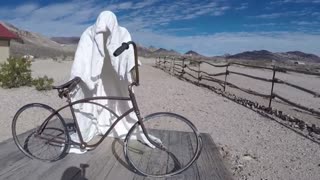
{"left": 0, "top": 0, "right": 320, "bottom": 56}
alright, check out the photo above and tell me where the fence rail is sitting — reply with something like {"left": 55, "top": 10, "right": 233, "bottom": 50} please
{"left": 155, "top": 56, "right": 320, "bottom": 117}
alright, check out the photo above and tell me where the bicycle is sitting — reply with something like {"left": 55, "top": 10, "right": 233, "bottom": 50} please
{"left": 12, "top": 41, "right": 202, "bottom": 178}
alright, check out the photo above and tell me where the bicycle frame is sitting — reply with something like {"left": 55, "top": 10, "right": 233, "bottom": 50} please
{"left": 37, "top": 83, "right": 147, "bottom": 149}
{"left": 37, "top": 41, "right": 164, "bottom": 151}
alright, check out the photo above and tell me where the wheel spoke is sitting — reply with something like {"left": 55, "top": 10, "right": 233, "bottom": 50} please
{"left": 124, "top": 112, "right": 202, "bottom": 177}
{"left": 12, "top": 103, "right": 69, "bottom": 161}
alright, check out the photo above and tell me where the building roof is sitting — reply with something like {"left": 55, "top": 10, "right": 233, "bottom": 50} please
{"left": 0, "top": 23, "right": 18, "bottom": 39}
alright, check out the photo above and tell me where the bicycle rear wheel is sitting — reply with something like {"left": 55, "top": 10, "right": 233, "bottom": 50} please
{"left": 124, "top": 112, "right": 202, "bottom": 178}
{"left": 12, "top": 103, "right": 70, "bottom": 162}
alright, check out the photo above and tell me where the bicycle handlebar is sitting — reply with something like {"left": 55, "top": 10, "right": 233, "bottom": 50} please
{"left": 113, "top": 41, "right": 139, "bottom": 86}
{"left": 113, "top": 43, "right": 129, "bottom": 57}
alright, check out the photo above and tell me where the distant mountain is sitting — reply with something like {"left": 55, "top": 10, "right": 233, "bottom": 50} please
{"left": 227, "top": 50, "right": 320, "bottom": 63}
{"left": 1, "top": 22, "right": 76, "bottom": 58}
{"left": 148, "top": 45, "right": 158, "bottom": 52}
{"left": 51, "top": 37, "right": 179, "bottom": 57}
{"left": 1, "top": 22, "right": 182, "bottom": 58}
{"left": 153, "top": 48, "right": 170, "bottom": 54}
{"left": 136, "top": 45, "right": 153, "bottom": 57}
{"left": 51, "top": 37, "right": 80, "bottom": 44}
{"left": 185, "top": 50, "right": 203, "bottom": 57}
{"left": 278, "top": 51, "right": 320, "bottom": 63}
{"left": 153, "top": 48, "right": 180, "bottom": 56}
{"left": 168, "top": 49, "right": 180, "bottom": 55}
{"left": 227, "top": 50, "right": 280, "bottom": 61}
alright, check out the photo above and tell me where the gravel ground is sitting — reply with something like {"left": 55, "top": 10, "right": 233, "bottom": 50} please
{"left": 1, "top": 58, "right": 320, "bottom": 179}
{"left": 185, "top": 62, "right": 320, "bottom": 127}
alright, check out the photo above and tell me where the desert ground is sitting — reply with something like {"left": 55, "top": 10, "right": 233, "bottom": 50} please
{"left": 180, "top": 61, "right": 320, "bottom": 127}
{"left": 0, "top": 57, "right": 320, "bottom": 179}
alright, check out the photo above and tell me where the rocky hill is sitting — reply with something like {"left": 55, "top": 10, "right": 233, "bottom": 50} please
{"left": 227, "top": 50, "right": 320, "bottom": 63}
{"left": 51, "top": 37, "right": 80, "bottom": 44}
{"left": 1, "top": 22, "right": 76, "bottom": 59}
{"left": 136, "top": 45, "right": 154, "bottom": 57}
{"left": 227, "top": 50, "right": 279, "bottom": 61}
{"left": 153, "top": 48, "right": 180, "bottom": 56}
{"left": 1, "top": 22, "right": 178, "bottom": 58}
{"left": 277, "top": 51, "right": 320, "bottom": 63}
{"left": 185, "top": 50, "right": 199, "bottom": 56}
{"left": 148, "top": 45, "right": 158, "bottom": 52}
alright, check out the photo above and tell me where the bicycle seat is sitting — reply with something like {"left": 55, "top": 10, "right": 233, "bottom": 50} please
{"left": 52, "top": 77, "right": 81, "bottom": 90}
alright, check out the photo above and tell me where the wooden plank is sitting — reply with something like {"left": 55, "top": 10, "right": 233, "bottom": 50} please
{"left": 0, "top": 138, "right": 28, "bottom": 170}
{"left": 196, "top": 134, "right": 233, "bottom": 180}
{"left": 166, "top": 130, "right": 200, "bottom": 180}
{"left": 0, "top": 137, "right": 35, "bottom": 179}
{"left": 83, "top": 139, "right": 116, "bottom": 180}
{"left": 97, "top": 139, "right": 135, "bottom": 180}
{"left": 147, "top": 129, "right": 170, "bottom": 176}
{"left": 45, "top": 140, "right": 111, "bottom": 180}
{"left": 132, "top": 129, "right": 168, "bottom": 180}
{"left": 0, "top": 137, "right": 112, "bottom": 180}
{"left": 0, "top": 132, "right": 232, "bottom": 180}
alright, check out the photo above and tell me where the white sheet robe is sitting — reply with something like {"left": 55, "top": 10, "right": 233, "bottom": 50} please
{"left": 68, "top": 11, "right": 153, "bottom": 153}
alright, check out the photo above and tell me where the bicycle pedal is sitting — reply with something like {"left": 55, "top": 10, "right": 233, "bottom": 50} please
{"left": 85, "top": 146, "right": 96, "bottom": 151}
{"left": 66, "top": 123, "right": 76, "bottom": 133}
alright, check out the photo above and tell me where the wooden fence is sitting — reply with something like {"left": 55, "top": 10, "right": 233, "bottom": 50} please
{"left": 155, "top": 56, "right": 320, "bottom": 117}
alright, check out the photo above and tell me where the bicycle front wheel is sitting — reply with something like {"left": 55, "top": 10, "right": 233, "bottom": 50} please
{"left": 124, "top": 112, "right": 202, "bottom": 178}
{"left": 12, "top": 103, "right": 70, "bottom": 162}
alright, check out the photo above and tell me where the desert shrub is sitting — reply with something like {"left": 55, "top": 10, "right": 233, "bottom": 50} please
{"left": 32, "top": 76, "right": 54, "bottom": 91}
{"left": 0, "top": 57, "right": 54, "bottom": 91}
{"left": 0, "top": 57, "right": 32, "bottom": 88}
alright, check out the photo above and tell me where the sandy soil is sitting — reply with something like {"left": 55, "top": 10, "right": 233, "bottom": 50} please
{"left": 1, "top": 58, "right": 320, "bottom": 179}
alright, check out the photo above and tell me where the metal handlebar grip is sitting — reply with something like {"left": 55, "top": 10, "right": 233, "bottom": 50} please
{"left": 113, "top": 41, "right": 139, "bottom": 86}
{"left": 113, "top": 43, "right": 129, "bottom": 57}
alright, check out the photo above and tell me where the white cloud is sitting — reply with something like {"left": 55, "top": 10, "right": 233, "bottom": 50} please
{"left": 1, "top": 1, "right": 101, "bottom": 36}
{"left": 235, "top": 3, "right": 248, "bottom": 10}
{"left": 244, "top": 23, "right": 278, "bottom": 27}
{"left": 14, "top": 4, "right": 39, "bottom": 15}
{"left": 119, "top": 1, "right": 230, "bottom": 30}
{"left": 252, "top": 9, "right": 311, "bottom": 19}
{"left": 271, "top": 0, "right": 320, "bottom": 4}
{"left": 106, "top": 2, "right": 133, "bottom": 11}
{"left": 133, "top": 0, "right": 158, "bottom": 9}
{"left": 254, "top": 13, "right": 285, "bottom": 19}
{"left": 1, "top": 0, "right": 319, "bottom": 56}
{"left": 291, "top": 21, "right": 320, "bottom": 26}
{"left": 2, "top": 0, "right": 229, "bottom": 36}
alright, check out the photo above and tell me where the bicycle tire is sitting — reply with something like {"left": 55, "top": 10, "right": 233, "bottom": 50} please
{"left": 12, "top": 103, "right": 70, "bottom": 162}
{"left": 124, "top": 112, "right": 202, "bottom": 178}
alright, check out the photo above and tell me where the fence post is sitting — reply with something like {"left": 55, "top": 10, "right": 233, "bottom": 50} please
{"left": 171, "top": 57, "right": 174, "bottom": 75}
{"left": 172, "top": 57, "right": 176, "bottom": 76}
{"left": 223, "top": 64, "right": 229, "bottom": 91}
{"left": 197, "top": 61, "right": 201, "bottom": 85}
{"left": 156, "top": 57, "right": 159, "bottom": 67}
{"left": 182, "top": 58, "right": 185, "bottom": 77}
{"left": 269, "top": 66, "right": 276, "bottom": 108}
{"left": 168, "top": 56, "right": 171, "bottom": 72}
